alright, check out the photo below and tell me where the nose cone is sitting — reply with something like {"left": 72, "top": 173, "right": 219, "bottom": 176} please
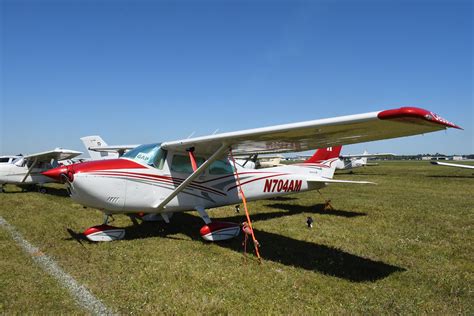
{"left": 42, "top": 166, "right": 70, "bottom": 181}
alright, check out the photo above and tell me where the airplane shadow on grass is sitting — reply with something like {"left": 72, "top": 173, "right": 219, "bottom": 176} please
{"left": 3, "top": 186, "right": 69, "bottom": 197}
{"left": 206, "top": 203, "right": 366, "bottom": 224}
{"left": 426, "top": 175, "right": 474, "bottom": 179}
{"left": 263, "top": 203, "right": 367, "bottom": 218}
{"left": 336, "top": 172, "right": 388, "bottom": 176}
{"left": 264, "top": 196, "right": 299, "bottom": 201}
{"left": 115, "top": 211, "right": 403, "bottom": 282}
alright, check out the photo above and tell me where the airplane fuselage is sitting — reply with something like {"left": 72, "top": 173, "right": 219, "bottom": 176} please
{"left": 59, "top": 154, "right": 334, "bottom": 214}
{"left": 0, "top": 163, "right": 54, "bottom": 185}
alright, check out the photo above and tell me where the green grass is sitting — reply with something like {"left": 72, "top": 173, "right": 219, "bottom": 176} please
{"left": 0, "top": 226, "right": 82, "bottom": 313}
{"left": 0, "top": 161, "right": 473, "bottom": 314}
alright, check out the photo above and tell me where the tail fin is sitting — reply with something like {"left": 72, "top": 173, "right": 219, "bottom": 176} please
{"left": 305, "top": 146, "right": 342, "bottom": 163}
{"left": 80, "top": 135, "right": 112, "bottom": 160}
{"left": 304, "top": 146, "right": 342, "bottom": 179}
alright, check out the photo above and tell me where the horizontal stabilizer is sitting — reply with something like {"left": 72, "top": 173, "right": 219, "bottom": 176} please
{"left": 308, "top": 178, "right": 376, "bottom": 185}
{"left": 88, "top": 145, "right": 138, "bottom": 153}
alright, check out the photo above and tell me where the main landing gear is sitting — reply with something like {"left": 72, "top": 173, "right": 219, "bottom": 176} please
{"left": 82, "top": 208, "right": 242, "bottom": 242}
{"left": 196, "top": 206, "right": 240, "bottom": 242}
{"left": 83, "top": 214, "right": 126, "bottom": 242}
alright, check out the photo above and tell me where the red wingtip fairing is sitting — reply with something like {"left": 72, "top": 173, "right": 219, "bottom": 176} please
{"left": 378, "top": 107, "right": 462, "bottom": 130}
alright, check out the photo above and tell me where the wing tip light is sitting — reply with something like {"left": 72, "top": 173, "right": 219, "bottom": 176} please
{"left": 378, "top": 107, "right": 462, "bottom": 130}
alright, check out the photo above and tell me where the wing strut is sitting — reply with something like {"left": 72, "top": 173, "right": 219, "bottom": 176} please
{"left": 21, "top": 158, "right": 38, "bottom": 183}
{"left": 229, "top": 148, "right": 262, "bottom": 263}
{"left": 153, "top": 143, "right": 229, "bottom": 210}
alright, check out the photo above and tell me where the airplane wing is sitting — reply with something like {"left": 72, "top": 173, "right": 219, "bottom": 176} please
{"left": 23, "top": 148, "right": 82, "bottom": 162}
{"left": 431, "top": 161, "right": 474, "bottom": 169}
{"left": 161, "top": 107, "right": 460, "bottom": 156}
{"left": 309, "top": 178, "right": 375, "bottom": 184}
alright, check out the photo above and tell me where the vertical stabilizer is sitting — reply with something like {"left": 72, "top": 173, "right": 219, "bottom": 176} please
{"left": 304, "top": 146, "right": 342, "bottom": 179}
{"left": 361, "top": 150, "right": 369, "bottom": 166}
{"left": 304, "top": 146, "right": 342, "bottom": 163}
{"left": 80, "top": 136, "right": 116, "bottom": 160}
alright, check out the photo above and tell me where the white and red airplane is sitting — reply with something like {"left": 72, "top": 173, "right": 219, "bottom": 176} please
{"left": 0, "top": 148, "right": 82, "bottom": 193}
{"left": 43, "top": 107, "right": 461, "bottom": 242}
{"left": 336, "top": 150, "right": 395, "bottom": 170}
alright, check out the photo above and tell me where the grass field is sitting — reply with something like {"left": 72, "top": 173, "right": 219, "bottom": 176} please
{"left": 1, "top": 161, "right": 473, "bottom": 314}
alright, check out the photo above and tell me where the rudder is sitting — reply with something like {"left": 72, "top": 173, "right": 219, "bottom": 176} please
{"left": 305, "top": 146, "right": 342, "bottom": 163}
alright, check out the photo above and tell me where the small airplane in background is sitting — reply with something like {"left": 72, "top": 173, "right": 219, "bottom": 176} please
{"left": 430, "top": 161, "right": 474, "bottom": 169}
{"left": 336, "top": 150, "right": 395, "bottom": 170}
{"left": 0, "top": 136, "right": 138, "bottom": 193}
{"left": 80, "top": 136, "right": 138, "bottom": 160}
{"left": 0, "top": 155, "right": 22, "bottom": 164}
{"left": 43, "top": 107, "right": 461, "bottom": 242}
{"left": 236, "top": 153, "right": 285, "bottom": 169}
{"left": 0, "top": 148, "right": 82, "bottom": 193}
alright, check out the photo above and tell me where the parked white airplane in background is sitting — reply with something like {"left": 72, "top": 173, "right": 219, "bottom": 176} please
{"left": 0, "top": 148, "right": 82, "bottom": 193}
{"left": 43, "top": 107, "right": 460, "bottom": 242}
{"left": 236, "top": 153, "right": 285, "bottom": 169}
{"left": 0, "top": 155, "right": 22, "bottom": 164}
{"left": 81, "top": 136, "right": 138, "bottom": 160}
{"left": 431, "top": 161, "right": 474, "bottom": 169}
{"left": 336, "top": 151, "right": 395, "bottom": 170}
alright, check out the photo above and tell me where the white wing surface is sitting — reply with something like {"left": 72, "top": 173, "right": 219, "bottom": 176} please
{"left": 161, "top": 107, "right": 460, "bottom": 156}
{"left": 24, "top": 148, "right": 82, "bottom": 162}
{"left": 431, "top": 161, "right": 474, "bottom": 169}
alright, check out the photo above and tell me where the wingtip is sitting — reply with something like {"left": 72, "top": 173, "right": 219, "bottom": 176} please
{"left": 378, "top": 106, "right": 461, "bottom": 129}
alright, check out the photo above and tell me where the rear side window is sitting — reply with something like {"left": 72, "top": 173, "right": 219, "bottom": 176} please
{"left": 209, "top": 159, "right": 234, "bottom": 175}
{"left": 171, "top": 155, "right": 205, "bottom": 173}
{"left": 0, "top": 158, "right": 9, "bottom": 163}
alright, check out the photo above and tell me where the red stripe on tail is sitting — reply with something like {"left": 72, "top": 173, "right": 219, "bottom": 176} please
{"left": 304, "top": 146, "right": 342, "bottom": 163}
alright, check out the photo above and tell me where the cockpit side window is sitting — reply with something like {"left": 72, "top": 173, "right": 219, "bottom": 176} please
{"left": 153, "top": 149, "right": 167, "bottom": 169}
{"left": 209, "top": 159, "right": 234, "bottom": 175}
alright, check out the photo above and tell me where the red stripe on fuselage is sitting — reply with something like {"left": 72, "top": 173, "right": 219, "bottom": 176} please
{"left": 71, "top": 159, "right": 147, "bottom": 173}
{"left": 88, "top": 171, "right": 228, "bottom": 196}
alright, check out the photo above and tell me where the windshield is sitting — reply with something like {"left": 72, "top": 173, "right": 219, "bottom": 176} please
{"left": 122, "top": 143, "right": 167, "bottom": 168}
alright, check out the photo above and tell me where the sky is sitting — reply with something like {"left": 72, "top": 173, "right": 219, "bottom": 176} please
{"left": 1, "top": 0, "right": 472, "bottom": 156}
